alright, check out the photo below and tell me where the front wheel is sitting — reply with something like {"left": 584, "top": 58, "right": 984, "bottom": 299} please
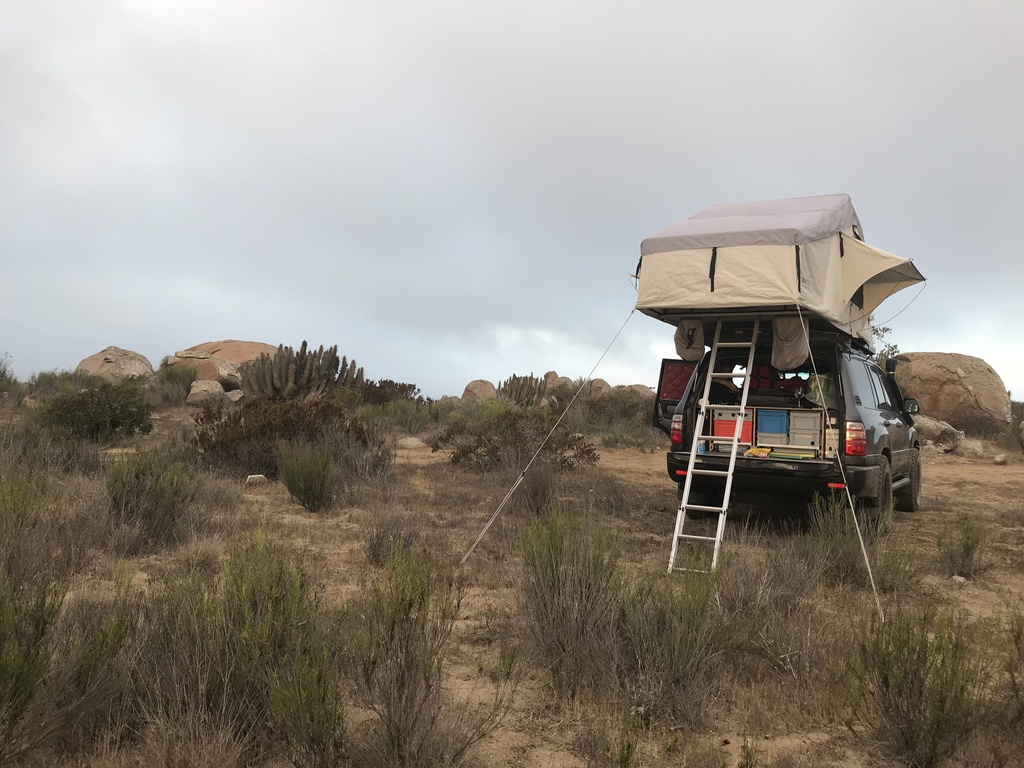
{"left": 895, "top": 449, "right": 921, "bottom": 512}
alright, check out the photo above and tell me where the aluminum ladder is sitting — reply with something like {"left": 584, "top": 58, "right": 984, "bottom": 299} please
{"left": 668, "top": 319, "right": 760, "bottom": 573}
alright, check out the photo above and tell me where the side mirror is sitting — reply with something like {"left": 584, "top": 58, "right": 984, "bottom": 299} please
{"left": 904, "top": 398, "right": 920, "bottom": 415}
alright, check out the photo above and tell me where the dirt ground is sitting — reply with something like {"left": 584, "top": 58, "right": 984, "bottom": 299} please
{"left": 232, "top": 430, "right": 1023, "bottom": 768}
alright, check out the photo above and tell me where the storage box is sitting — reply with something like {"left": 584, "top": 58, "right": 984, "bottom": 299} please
{"left": 789, "top": 411, "right": 822, "bottom": 433}
{"left": 757, "top": 409, "right": 789, "bottom": 434}
{"left": 756, "top": 432, "right": 788, "bottom": 447}
{"left": 788, "top": 429, "right": 819, "bottom": 449}
{"left": 712, "top": 410, "right": 752, "bottom": 446}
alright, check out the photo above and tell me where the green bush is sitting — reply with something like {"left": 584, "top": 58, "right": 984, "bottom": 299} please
{"left": 358, "top": 378, "right": 428, "bottom": 407}
{"left": 796, "top": 492, "right": 914, "bottom": 592}
{"left": 520, "top": 509, "right": 620, "bottom": 698}
{"left": 194, "top": 396, "right": 391, "bottom": 481}
{"left": 362, "top": 511, "right": 421, "bottom": 567}
{"left": 40, "top": 378, "right": 153, "bottom": 442}
{"left": 106, "top": 450, "right": 199, "bottom": 550}
{"left": 134, "top": 533, "right": 342, "bottom": 763}
{"left": 277, "top": 439, "right": 337, "bottom": 513}
{"left": 851, "top": 604, "right": 995, "bottom": 768}
{"left": 615, "top": 575, "right": 722, "bottom": 724}
{"left": 26, "top": 369, "right": 105, "bottom": 398}
{"left": 0, "top": 352, "right": 16, "bottom": 395}
{"left": 0, "top": 420, "right": 102, "bottom": 476}
{"left": 147, "top": 363, "right": 197, "bottom": 407}
{"left": 345, "top": 546, "right": 511, "bottom": 767}
{"left": 938, "top": 515, "right": 990, "bottom": 579}
{"left": 431, "top": 404, "right": 597, "bottom": 472}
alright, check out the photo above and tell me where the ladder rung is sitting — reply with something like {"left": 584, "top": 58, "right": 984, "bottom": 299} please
{"left": 677, "top": 534, "right": 719, "bottom": 543}
{"left": 684, "top": 504, "right": 725, "bottom": 513}
{"left": 717, "top": 341, "right": 755, "bottom": 348}
{"left": 691, "top": 468, "right": 729, "bottom": 477}
{"left": 709, "top": 372, "right": 747, "bottom": 379}
{"left": 707, "top": 435, "right": 751, "bottom": 443}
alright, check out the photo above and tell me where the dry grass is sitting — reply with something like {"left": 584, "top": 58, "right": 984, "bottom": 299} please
{"left": 2, "top": 397, "right": 1024, "bottom": 767}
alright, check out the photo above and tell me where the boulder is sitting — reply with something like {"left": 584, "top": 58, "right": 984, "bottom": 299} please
{"left": 954, "top": 438, "right": 986, "bottom": 459}
{"left": 912, "top": 414, "right": 965, "bottom": 452}
{"left": 462, "top": 379, "right": 497, "bottom": 401}
{"left": 186, "top": 380, "right": 230, "bottom": 408}
{"left": 619, "top": 384, "right": 656, "bottom": 399}
{"left": 894, "top": 352, "right": 1011, "bottom": 434}
{"left": 589, "top": 378, "right": 611, "bottom": 396}
{"left": 76, "top": 346, "right": 154, "bottom": 383}
{"left": 1019, "top": 421, "right": 1024, "bottom": 452}
{"left": 163, "top": 350, "right": 241, "bottom": 391}
{"left": 184, "top": 340, "right": 277, "bottom": 365}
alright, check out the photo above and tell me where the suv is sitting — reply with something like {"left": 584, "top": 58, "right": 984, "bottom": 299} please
{"left": 654, "top": 321, "right": 922, "bottom": 516}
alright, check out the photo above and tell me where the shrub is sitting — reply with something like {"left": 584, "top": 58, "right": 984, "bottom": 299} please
{"left": 345, "top": 546, "right": 511, "bottom": 767}
{"left": 40, "top": 378, "right": 153, "bottom": 442}
{"left": 851, "top": 604, "right": 995, "bottom": 767}
{"left": 519, "top": 509, "right": 620, "bottom": 698}
{"left": 134, "top": 533, "right": 342, "bottom": 762}
{"left": 277, "top": 439, "right": 337, "bottom": 513}
{"left": 0, "top": 420, "right": 102, "bottom": 476}
{"left": 147, "top": 363, "right": 197, "bottom": 407}
{"left": 937, "top": 515, "right": 990, "bottom": 578}
{"left": 615, "top": 575, "right": 722, "bottom": 724}
{"left": 0, "top": 352, "right": 16, "bottom": 394}
{"left": 193, "top": 396, "right": 391, "bottom": 480}
{"left": 363, "top": 511, "right": 421, "bottom": 567}
{"left": 432, "top": 404, "right": 597, "bottom": 472}
{"left": 358, "top": 378, "right": 428, "bottom": 407}
{"left": 106, "top": 449, "right": 199, "bottom": 550}
{"left": 25, "top": 369, "right": 104, "bottom": 398}
{"left": 796, "top": 492, "right": 914, "bottom": 592}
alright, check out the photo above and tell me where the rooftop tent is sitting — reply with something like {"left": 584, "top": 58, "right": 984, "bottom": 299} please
{"left": 634, "top": 193, "right": 925, "bottom": 342}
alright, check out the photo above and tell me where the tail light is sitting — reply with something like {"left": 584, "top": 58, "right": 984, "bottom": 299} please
{"left": 670, "top": 414, "right": 684, "bottom": 446}
{"left": 845, "top": 421, "right": 867, "bottom": 456}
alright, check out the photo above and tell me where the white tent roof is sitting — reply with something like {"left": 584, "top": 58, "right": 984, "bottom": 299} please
{"left": 635, "top": 194, "right": 925, "bottom": 342}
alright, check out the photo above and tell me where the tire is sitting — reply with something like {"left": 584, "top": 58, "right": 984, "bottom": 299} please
{"left": 869, "top": 457, "right": 893, "bottom": 523}
{"left": 895, "top": 448, "right": 921, "bottom": 512}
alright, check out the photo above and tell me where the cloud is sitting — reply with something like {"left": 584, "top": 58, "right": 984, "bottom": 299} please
{"left": 0, "top": 1, "right": 1021, "bottom": 399}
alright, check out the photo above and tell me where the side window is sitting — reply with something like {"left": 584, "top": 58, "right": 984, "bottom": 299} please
{"left": 846, "top": 358, "right": 880, "bottom": 409}
{"left": 866, "top": 365, "right": 897, "bottom": 411}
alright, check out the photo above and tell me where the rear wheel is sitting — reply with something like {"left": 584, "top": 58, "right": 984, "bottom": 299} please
{"left": 895, "top": 449, "right": 921, "bottom": 512}
{"left": 864, "top": 457, "right": 893, "bottom": 524}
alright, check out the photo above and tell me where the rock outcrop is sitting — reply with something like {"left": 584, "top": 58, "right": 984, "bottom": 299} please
{"left": 912, "top": 414, "right": 964, "bottom": 452}
{"left": 76, "top": 347, "right": 154, "bottom": 382}
{"left": 894, "top": 352, "right": 1011, "bottom": 433}
{"left": 461, "top": 379, "right": 497, "bottom": 401}
{"left": 184, "top": 340, "right": 277, "bottom": 365}
{"left": 163, "top": 350, "right": 242, "bottom": 391}
{"left": 162, "top": 340, "right": 276, "bottom": 393}
{"left": 186, "top": 380, "right": 230, "bottom": 407}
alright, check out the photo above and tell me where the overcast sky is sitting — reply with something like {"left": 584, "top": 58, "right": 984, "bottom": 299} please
{"left": 2, "top": 2, "right": 1022, "bottom": 399}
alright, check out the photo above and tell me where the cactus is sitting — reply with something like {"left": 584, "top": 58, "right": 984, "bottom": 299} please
{"left": 497, "top": 373, "right": 548, "bottom": 407}
{"left": 240, "top": 341, "right": 353, "bottom": 400}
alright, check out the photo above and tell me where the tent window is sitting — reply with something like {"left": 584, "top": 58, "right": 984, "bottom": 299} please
{"left": 852, "top": 285, "right": 864, "bottom": 309}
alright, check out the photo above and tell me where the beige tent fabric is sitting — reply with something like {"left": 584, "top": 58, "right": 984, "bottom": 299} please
{"left": 635, "top": 194, "right": 924, "bottom": 343}
{"left": 771, "top": 317, "right": 810, "bottom": 370}
{"left": 674, "top": 319, "right": 704, "bottom": 361}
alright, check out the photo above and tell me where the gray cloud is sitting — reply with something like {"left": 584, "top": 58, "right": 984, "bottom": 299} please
{"left": 2, "top": 1, "right": 1022, "bottom": 398}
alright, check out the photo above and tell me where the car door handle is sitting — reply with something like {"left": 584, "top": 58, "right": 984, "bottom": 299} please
{"left": 884, "top": 419, "right": 904, "bottom": 428}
